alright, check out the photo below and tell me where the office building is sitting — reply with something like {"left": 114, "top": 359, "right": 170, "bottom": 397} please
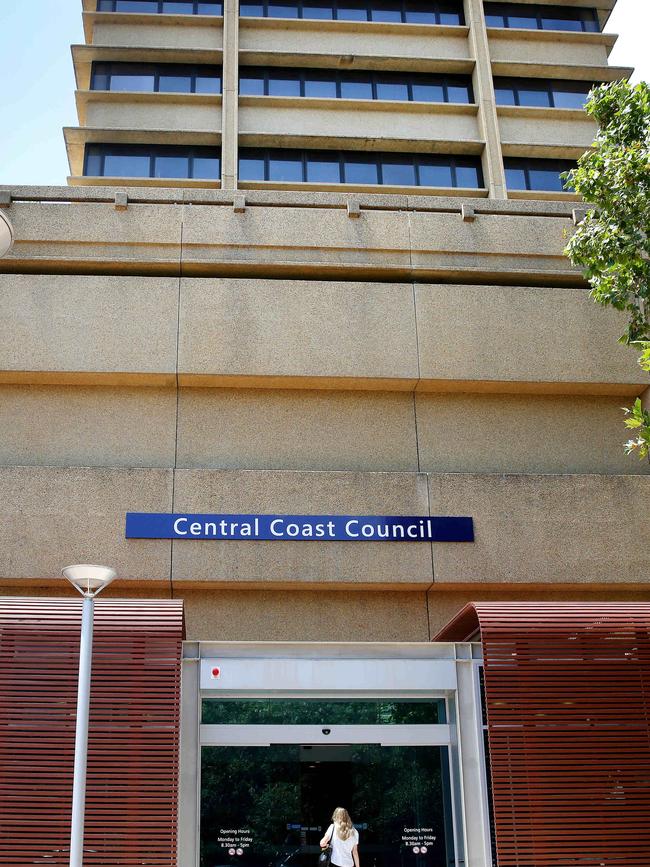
{"left": 0, "top": 0, "right": 648, "bottom": 865}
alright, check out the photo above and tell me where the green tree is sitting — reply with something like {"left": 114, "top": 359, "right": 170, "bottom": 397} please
{"left": 563, "top": 79, "right": 650, "bottom": 461}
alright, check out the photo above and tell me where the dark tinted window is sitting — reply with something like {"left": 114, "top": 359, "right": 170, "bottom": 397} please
{"left": 376, "top": 78, "right": 409, "bottom": 100}
{"left": 238, "top": 147, "right": 483, "bottom": 188}
{"left": 306, "top": 153, "right": 341, "bottom": 182}
{"left": 304, "top": 74, "right": 337, "bottom": 97}
{"left": 84, "top": 144, "right": 221, "bottom": 180}
{"left": 344, "top": 155, "right": 380, "bottom": 184}
{"left": 381, "top": 158, "right": 417, "bottom": 185}
{"left": 240, "top": 0, "right": 464, "bottom": 23}
{"left": 483, "top": 3, "right": 599, "bottom": 31}
{"left": 239, "top": 66, "right": 473, "bottom": 103}
{"left": 98, "top": 0, "right": 222, "bottom": 11}
{"left": 504, "top": 157, "right": 575, "bottom": 191}
{"left": 340, "top": 77, "right": 374, "bottom": 99}
{"left": 302, "top": 0, "right": 335, "bottom": 15}
{"left": 91, "top": 62, "right": 222, "bottom": 93}
{"left": 104, "top": 152, "right": 151, "bottom": 177}
{"left": 268, "top": 72, "right": 301, "bottom": 96}
{"left": 418, "top": 160, "right": 453, "bottom": 187}
{"left": 493, "top": 77, "right": 592, "bottom": 109}
{"left": 370, "top": 0, "right": 402, "bottom": 22}
{"left": 202, "top": 699, "right": 446, "bottom": 724}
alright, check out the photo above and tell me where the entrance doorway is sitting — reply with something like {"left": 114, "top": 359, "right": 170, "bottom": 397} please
{"left": 200, "top": 700, "right": 456, "bottom": 867}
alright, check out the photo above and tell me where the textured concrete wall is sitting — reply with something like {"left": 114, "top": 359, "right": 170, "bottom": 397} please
{"left": 0, "top": 271, "right": 644, "bottom": 390}
{"left": 0, "top": 466, "right": 647, "bottom": 590}
{"left": 239, "top": 20, "right": 470, "bottom": 63}
{"left": 91, "top": 19, "right": 223, "bottom": 51}
{"left": 238, "top": 101, "right": 480, "bottom": 148}
{"left": 498, "top": 111, "right": 597, "bottom": 152}
{"left": 0, "top": 189, "right": 648, "bottom": 636}
{"left": 84, "top": 97, "right": 222, "bottom": 134}
{"left": 0, "top": 386, "right": 644, "bottom": 476}
{"left": 487, "top": 33, "right": 612, "bottom": 69}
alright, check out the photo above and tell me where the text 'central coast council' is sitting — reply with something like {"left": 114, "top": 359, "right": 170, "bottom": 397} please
{"left": 125, "top": 513, "right": 474, "bottom": 542}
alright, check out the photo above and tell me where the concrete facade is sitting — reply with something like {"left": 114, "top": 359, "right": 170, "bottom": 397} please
{"left": 0, "top": 0, "right": 648, "bottom": 645}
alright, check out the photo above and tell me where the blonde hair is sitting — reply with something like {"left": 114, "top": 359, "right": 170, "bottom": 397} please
{"left": 332, "top": 807, "right": 354, "bottom": 841}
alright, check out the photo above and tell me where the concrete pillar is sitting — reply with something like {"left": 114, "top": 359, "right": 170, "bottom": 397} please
{"left": 221, "top": 0, "right": 239, "bottom": 190}
{"left": 465, "top": 0, "right": 507, "bottom": 199}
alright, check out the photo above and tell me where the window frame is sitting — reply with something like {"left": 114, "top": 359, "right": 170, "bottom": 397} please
{"left": 238, "top": 147, "right": 484, "bottom": 188}
{"left": 483, "top": 2, "right": 599, "bottom": 32}
{"left": 96, "top": 0, "right": 223, "bottom": 15}
{"left": 493, "top": 76, "right": 593, "bottom": 109}
{"left": 238, "top": 66, "right": 473, "bottom": 103}
{"left": 90, "top": 61, "right": 223, "bottom": 94}
{"left": 239, "top": 0, "right": 464, "bottom": 25}
{"left": 84, "top": 143, "right": 222, "bottom": 180}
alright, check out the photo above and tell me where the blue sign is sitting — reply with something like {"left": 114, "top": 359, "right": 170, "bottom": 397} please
{"left": 125, "top": 513, "right": 473, "bottom": 542}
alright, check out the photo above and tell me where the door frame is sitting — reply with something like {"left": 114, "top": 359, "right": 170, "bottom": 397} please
{"left": 178, "top": 641, "right": 493, "bottom": 867}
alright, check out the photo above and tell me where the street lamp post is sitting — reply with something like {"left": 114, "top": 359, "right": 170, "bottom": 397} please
{"left": 62, "top": 564, "right": 117, "bottom": 867}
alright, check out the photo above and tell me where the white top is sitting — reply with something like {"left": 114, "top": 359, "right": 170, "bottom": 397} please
{"left": 326, "top": 824, "right": 359, "bottom": 867}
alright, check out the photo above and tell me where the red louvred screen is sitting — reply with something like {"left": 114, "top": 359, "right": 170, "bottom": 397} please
{"left": 436, "top": 602, "right": 650, "bottom": 867}
{"left": 0, "top": 597, "right": 184, "bottom": 866}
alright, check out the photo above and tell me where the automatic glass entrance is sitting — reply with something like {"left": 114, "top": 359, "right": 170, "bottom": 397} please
{"left": 200, "top": 700, "right": 456, "bottom": 867}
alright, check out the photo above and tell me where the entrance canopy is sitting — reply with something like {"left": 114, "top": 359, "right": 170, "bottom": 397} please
{"left": 436, "top": 602, "right": 650, "bottom": 867}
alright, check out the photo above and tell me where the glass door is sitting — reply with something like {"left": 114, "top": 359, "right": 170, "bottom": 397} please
{"left": 200, "top": 699, "right": 457, "bottom": 867}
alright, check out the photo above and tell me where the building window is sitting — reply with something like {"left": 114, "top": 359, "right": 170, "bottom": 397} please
{"left": 504, "top": 157, "right": 575, "bottom": 192}
{"left": 240, "top": 0, "right": 464, "bottom": 24}
{"left": 240, "top": 67, "right": 473, "bottom": 103}
{"left": 91, "top": 62, "right": 222, "bottom": 94}
{"left": 239, "top": 148, "right": 483, "bottom": 188}
{"left": 494, "top": 77, "right": 592, "bottom": 109}
{"left": 96, "top": 0, "right": 223, "bottom": 14}
{"left": 84, "top": 144, "right": 221, "bottom": 179}
{"left": 483, "top": 2, "right": 599, "bottom": 32}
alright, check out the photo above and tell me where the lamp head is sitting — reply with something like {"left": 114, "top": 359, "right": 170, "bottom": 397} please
{"left": 62, "top": 564, "right": 116, "bottom": 598}
{"left": 0, "top": 210, "right": 13, "bottom": 258}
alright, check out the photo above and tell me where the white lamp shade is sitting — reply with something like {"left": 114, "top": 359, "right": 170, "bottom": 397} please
{"left": 62, "top": 564, "right": 117, "bottom": 596}
{"left": 0, "top": 211, "right": 13, "bottom": 258}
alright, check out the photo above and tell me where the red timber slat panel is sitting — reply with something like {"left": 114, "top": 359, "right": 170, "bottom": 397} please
{"left": 0, "top": 597, "right": 184, "bottom": 867}
{"left": 439, "top": 602, "right": 650, "bottom": 867}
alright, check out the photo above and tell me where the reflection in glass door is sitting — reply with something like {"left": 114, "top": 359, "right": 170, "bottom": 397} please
{"left": 200, "top": 743, "right": 455, "bottom": 867}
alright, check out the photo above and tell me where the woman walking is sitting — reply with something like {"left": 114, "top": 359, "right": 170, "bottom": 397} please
{"left": 320, "top": 808, "right": 360, "bottom": 867}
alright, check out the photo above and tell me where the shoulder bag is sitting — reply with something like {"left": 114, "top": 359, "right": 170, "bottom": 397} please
{"left": 318, "top": 825, "right": 335, "bottom": 867}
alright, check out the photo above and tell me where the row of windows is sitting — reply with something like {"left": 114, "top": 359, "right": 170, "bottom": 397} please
{"left": 84, "top": 144, "right": 221, "bottom": 179}
{"left": 239, "top": 148, "right": 483, "bottom": 186}
{"left": 83, "top": 144, "right": 574, "bottom": 192}
{"left": 96, "top": 0, "right": 461, "bottom": 21}
{"left": 91, "top": 63, "right": 222, "bottom": 94}
{"left": 483, "top": 2, "right": 598, "bottom": 32}
{"left": 96, "top": 0, "right": 600, "bottom": 32}
{"left": 239, "top": 0, "right": 462, "bottom": 23}
{"left": 97, "top": 0, "right": 222, "bottom": 12}
{"left": 494, "top": 77, "right": 591, "bottom": 109}
{"left": 239, "top": 67, "right": 473, "bottom": 103}
{"left": 89, "top": 62, "right": 593, "bottom": 111}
